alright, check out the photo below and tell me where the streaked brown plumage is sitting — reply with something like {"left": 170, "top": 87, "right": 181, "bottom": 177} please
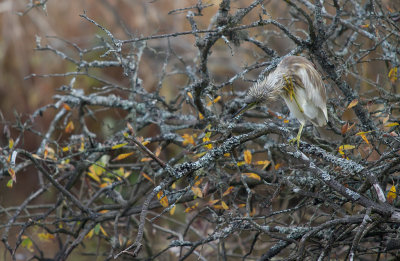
{"left": 237, "top": 55, "right": 328, "bottom": 146}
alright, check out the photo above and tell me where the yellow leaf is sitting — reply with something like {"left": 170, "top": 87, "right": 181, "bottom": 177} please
{"left": 112, "top": 152, "right": 134, "bottom": 161}
{"left": 347, "top": 99, "right": 358, "bottom": 109}
{"left": 65, "top": 121, "right": 74, "bottom": 134}
{"left": 238, "top": 203, "right": 246, "bottom": 208}
{"left": 141, "top": 172, "right": 154, "bottom": 184}
{"left": 339, "top": 145, "right": 356, "bottom": 150}
{"left": 385, "top": 122, "right": 399, "bottom": 127}
{"left": 62, "top": 103, "right": 71, "bottom": 111}
{"left": 185, "top": 202, "right": 199, "bottom": 212}
{"left": 142, "top": 140, "right": 150, "bottom": 146}
{"left": 237, "top": 161, "right": 245, "bottom": 166}
{"left": 171, "top": 182, "right": 176, "bottom": 189}
{"left": 191, "top": 186, "right": 203, "bottom": 198}
{"left": 8, "top": 139, "right": 14, "bottom": 149}
{"left": 221, "top": 201, "right": 229, "bottom": 210}
{"left": 387, "top": 185, "right": 397, "bottom": 204}
{"left": 359, "top": 134, "right": 370, "bottom": 144}
{"left": 79, "top": 138, "right": 85, "bottom": 152}
{"left": 85, "top": 229, "right": 94, "bottom": 239}
{"left": 157, "top": 191, "right": 169, "bottom": 207}
{"left": 87, "top": 170, "right": 101, "bottom": 183}
{"left": 99, "top": 225, "right": 108, "bottom": 237}
{"left": 187, "top": 92, "right": 193, "bottom": 99}
{"left": 243, "top": 173, "right": 261, "bottom": 181}
{"left": 194, "top": 151, "right": 207, "bottom": 158}
{"left": 32, "top": 154, "right": 41, "bottom": 159}
{"left": 21, "top": 236, "right": 34, "bottom": 252}
{"left": 62, "top": 146, "right": 69, "bottom": 152}
{"left": 356, "top": 131, "right": 372, "bottom": 135}
{"left": 169, "top": 205, "right": 176, "bottom": 215}
{"left": 182, "top": 133, "right": 196, "bottom": 146}
{"left": 123, "top": 170, "right": 132, "bottom": 178}
{"left": 255, "top": 160, "right": 269, "bottom": 165}
{"left": 283, "top": 119, "right": 289, "bottom": 123}
{"left": 360, "top": 24, "right": 369, "bottom": 28}
{"left": 223, "top": 153, "right": 230, "bottom": 157}
{"left": 112, "top": 143, "right": 128, "bottom": 150}
{"left": 100, "top": 183, "right": 109, "bottom": 188}
{"left": 202, "top": 137, "right": 213, "bottom": 149}
{"left": 244, "top": 150, "right": 252, "bottom": 165}
{"left": 199, "top": 112, "right": 204, "bottom": 120}
{"left": 6, "top": 179, "right": 13, "bottom": 188}
{"left": 388, "top": 67, "right": 398, "bottom": 83}
{"left": 223, "top": 186, "right": 234, "bottom": 196}
{"left": 38, "top": 233, "right": 55, "bottom": 241}
{"left": 274, "top": 163, "right": 282, "bottom": 170}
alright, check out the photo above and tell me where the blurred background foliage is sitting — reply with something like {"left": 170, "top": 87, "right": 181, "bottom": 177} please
{"left": 0, "top": 0, "right": 399, "bottom": 260}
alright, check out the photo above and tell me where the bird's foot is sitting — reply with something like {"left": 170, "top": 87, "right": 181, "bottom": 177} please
{"left": 288, "top": 137, "right": 300, "bottom": 148}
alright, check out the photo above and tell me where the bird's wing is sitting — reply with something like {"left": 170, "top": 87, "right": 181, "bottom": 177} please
{"left": 294, "top": 62, "right": 328, "bottom": 123}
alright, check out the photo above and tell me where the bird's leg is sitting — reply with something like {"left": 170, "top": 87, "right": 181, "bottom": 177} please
{"left": 289, "top": 122, "right": 304, "bottom": 148}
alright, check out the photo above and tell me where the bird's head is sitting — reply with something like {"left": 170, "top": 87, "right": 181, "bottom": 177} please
{"left": 233, "top": 75, "right": 284, "bottom": 118}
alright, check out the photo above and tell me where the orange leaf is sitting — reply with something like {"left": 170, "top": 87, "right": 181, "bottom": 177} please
{"left": 244, "top": 150, "right": 252, "bottom": 165}
{"left": 140, "top": 157, "right": 152, "bottom": 162}
{"left": 199, "top": 112, "right": 204, "bottom": 120}
{"left": 359, "top": 134, "right": 369, "bottom": 144}
{"left": 347, "top": 99, "right": 358, "bottom": 109}
{"left": 8, "top": 168, "right": 16, "bottom": 182}
{"left": 141, "top": 172, "right": 154, "bottom": 184}
{"left": 63, "top": 103, "right": 71, "bottom": 111}
{"left": 222, "top": 186, "right": 234, "bottom": 196}
{"left": 194, "top": 177, "right": 203, "bottom": 187}
{"left": 155, "top": 146, "right": 162, "bottom": 157}
{"left": 209, "top": 199, "right": 219, "bottom": 205}
{"left": 127, "top": 123, "right": 134, "bottom": 135}
{"left": 191, "top": 186, "right": 203, "bottom": 198}
{"left": 274, "top": 163, "right": 282, "bottom": 170}
{"left": 182, "top": 133, "right": 196, "bottom": 146}
{"left": 243, "top": 173, "right": 261, "bottom": 181}
{"left": 112, "top": 152, "right": 134, "bottom": 161}
{"left": 65, "top": 121, "right": 74, "bottom": 134}
{"left": 387, "top": 185, "right": 397, "bottom": 204}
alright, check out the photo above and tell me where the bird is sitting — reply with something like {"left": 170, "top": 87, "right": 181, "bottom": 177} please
{"left": 235, "top": 55, "right": 328, "bottom": 147}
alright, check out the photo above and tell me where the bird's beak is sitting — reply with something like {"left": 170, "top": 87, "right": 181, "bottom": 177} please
{"left": 232, "top": 102, "right": 257, "bottom": 118}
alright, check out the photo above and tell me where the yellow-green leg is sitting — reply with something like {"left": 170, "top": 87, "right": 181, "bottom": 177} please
{"left": 289, "top": 123, "right": 304, "bottom": 148}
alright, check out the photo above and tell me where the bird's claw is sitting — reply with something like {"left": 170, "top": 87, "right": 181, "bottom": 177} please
{"left": 288, "top": 137, "right": 300, "bottom": 148}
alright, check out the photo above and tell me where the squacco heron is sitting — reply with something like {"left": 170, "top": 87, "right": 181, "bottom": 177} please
{"left": 235, "top": 56, "right": 328, "bottom": 147}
